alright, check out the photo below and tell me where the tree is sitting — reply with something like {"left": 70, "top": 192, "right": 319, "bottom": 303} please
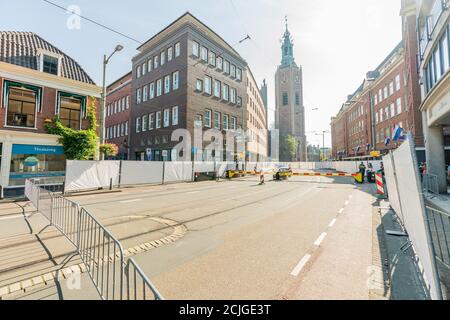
{"left": 280, "top": 134, "right": 298, "bottom": 162}
{"left": 45, "top": 98, "right": 98, "bottom": 160}
{"left": 100, "top": 143, "right": 119, "bottom": 158}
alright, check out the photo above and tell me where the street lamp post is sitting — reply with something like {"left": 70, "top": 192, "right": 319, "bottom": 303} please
{"left": 315, "top": 130, "right": 329, "bottom": 162}
{"left": 100, "top": 44, "right": 124, "bottom": 159}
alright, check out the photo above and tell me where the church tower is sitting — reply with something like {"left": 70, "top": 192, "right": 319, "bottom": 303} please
{"left": 275, "top": 18, "right": 306, "bottom": 161}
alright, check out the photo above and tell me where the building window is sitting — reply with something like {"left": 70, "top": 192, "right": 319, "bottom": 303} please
{"left": 6, "top": 87, "right": 37, "bottom": 128}
{"left": 390, "top": 103, "right": 395, "bottom": 118}
{"left": 43, "top": 55, "right": 59, "bottom": 75}
{"left": 204, "top": 76, "right": 212, "bottom": 95}
{"left": 142, "top": 115, "right": 148, "bottom": 132}
{"left": 175, "top": 42, "right": 181, "bottom": 57}
{"left": 192, "top": 41, "right": 200, "bottom": 57}
{"left": 143, "top": 85, "right": 148, "bottom": 102}
{"left": 172, "top": 106, "right": 179, "bottom": 126}
{"left": 168, "top": 47, "right": 173, "bottom": 62}
{"left": 149, "top": 113, "right": 154, "bottom": 130}
{"left": 214, "top": 80, "right": 221, "bottom": 98}
{"left": 200, "top": 46, "right": 208, "bottom": 61}
{"left": 163, "top": 109, "right": 170, "bottom": 127}
{"left": 195, "top": 115, "right": 203, "bottom": 128}
{"left": 282, "top": 92, "right": 288, "bottom": 106}
{"left": 216, "top": 56, "right": 223, "bottom": 70}
{"left": 157, "top": 79, "right": 163, "bottom": 97}
{"left": 384, "top": 106, "right": 390, "bottom": 119}
{"left": 125, "top": 121, "right": 128, "bottom": 135}
{"left": 156, "top": 111, "right": 162, "bottom": 129}
{"left": 149, "top": 82, "right": 155, "bottom": 99}
{"left": 224, "top": 60, "right": 230, "bottom": 74}
{"left": 204, "top": 109, "right": 212, "bottom": 128}
{"left": 136, "top": 117, "right": 141, "bottom": 133}
{"left": 237, "top": 96, "right": 242, "bottom": 107}
{"left": 147, "top": 58, "right": 152, "bottom": 73}
{"left": 142, "top": 62, "right": 147, "bottom": 75}
{"left": 237, "top": 68, "right": 242, "bottom": 81}
{"left": 121, "top": 97, "right": 126, "bottom": 111}
{"left": 374, "top": 94, "right": 378, "bottom": 106}
{"left": 209, "top": 51, "right": 216, "bottom": 67}
{"left": 136, "top": 88, "right": 142, "bottom": 104}
{"left": 164, "top": 75, "right": 171, "bottom": 94}
{"left": 196, "top": 79, "right": 203, "bottom": 92}
{"left": 223, "top": 114, "right": 229, "bottom": 131}
{"left": 383, "top": 86, "right": 388, "bottom": 99}
{"left": 223, "top": 84, "right": 229, "bottom": 101}
{"left": 161, "top": 51, "right": 166, "bottom": 66}
{"left": 214, "top": 111, "right": 221, "bottom": 130}
{"left": 230, "top": 64, "right": 236, "bottom": 78}
{"left": 154, "top": 55, "right": 159, "bottom": 69}
{"left": 58, "top": 95, "right": 85, "bottom": 130}
{"left": 295, "top": 92, "right": 300, "bottom": 106}
{"left": 231, "top": 116, "right": 237, "bottom": 130}
{"left": 375, "top": 112, "right": 379, "bottom": 124}
{"left": 136, "top": 65, "right": 142, "bottom": 79}
{"left": 230, "top": 88, "right": 236, "bottom": 104}
{"left": 396, "top": 98, "right": 402, "bottom": 114}
{"left": 395, "top": 75, "right": 401, "bottom": 91}
{"left": 389, "top": 82, "right": 394, "bottom": 96}
{"left": 172, "top": 71, "right": 179, "bottom": 90}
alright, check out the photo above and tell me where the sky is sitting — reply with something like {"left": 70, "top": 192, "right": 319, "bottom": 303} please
{"left": 0, "top": 0, "right": 402, "bottom": 148}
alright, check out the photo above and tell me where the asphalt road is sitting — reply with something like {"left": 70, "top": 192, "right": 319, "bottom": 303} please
{"left": 0, "top": 174, "right": 376, "bottom": 300}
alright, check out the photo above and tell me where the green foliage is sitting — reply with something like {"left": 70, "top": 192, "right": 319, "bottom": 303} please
{"left": 280, "top": 134, "right": 298, "bottom": 162}
{"left": 100, "top": 143, "right": 119, "bottom": 158}
{"left": 45, "top": 98, "right": 98, "bottom": 160}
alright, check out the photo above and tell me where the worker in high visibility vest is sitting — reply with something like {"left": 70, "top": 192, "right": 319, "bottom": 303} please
{"left": 359, "top": 162, "right": 367, "bottom": 183}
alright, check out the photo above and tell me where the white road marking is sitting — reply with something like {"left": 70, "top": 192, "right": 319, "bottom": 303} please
{"left": 329, "top": 219, "right": 337, "bottom": 228}
{"left": 187, "top": 191, "right": 200, "bottom": 194}
{"left": 338, "top": 208, "right": 344, "bottom": 214}
{"left": 119, "top": 199, "right": 142, "bottom": 204}
{"left": 291, "top": 254, "right": 312, "bottom": 276}
{"left": 314, "top": 232, "right": 327, "bottom": 246}
{"left": 349, "top": 195, "right": 353, "bottom": 199}
{"left": 344, "top": 200, "right": 350, "bottom": 206}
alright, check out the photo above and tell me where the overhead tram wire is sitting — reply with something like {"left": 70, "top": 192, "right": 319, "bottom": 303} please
{"left": 42, "top": 0, "right": 143, "bottom": 45}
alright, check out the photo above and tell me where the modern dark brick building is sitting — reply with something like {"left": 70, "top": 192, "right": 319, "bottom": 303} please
{"left": 105, "top": 72, "right": 132, "bottom": 159}
{"left": 129, "top": 12, "right": 249, "bottom": 161}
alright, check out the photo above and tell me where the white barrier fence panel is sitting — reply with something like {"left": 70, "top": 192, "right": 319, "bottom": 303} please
{"left": 164, "top": 162, "right": 193, "bottom": 183}
{"left": 392, "top": 139, "right": 441, "bottom": 299}
{"left": 65, "top": 160, "right": 120, "bottom": 193}
{"left": 382, "top": 153, "right": 403, "bottom": 223}
{"left": 120, "top": 161, "right": 164, "bottom": 186}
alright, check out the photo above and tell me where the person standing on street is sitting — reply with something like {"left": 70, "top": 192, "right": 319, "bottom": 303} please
{"left": 359, "top": 162, "right": 367, "bottom": 183}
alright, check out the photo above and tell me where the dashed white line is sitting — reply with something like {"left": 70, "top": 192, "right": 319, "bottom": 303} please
{"left": 314, "top": 232, "right": 327, "bottom": 247}
{"left": 119, "top": 199, "right": 142, "bottom": 204}
{"left": 338, "top": 208, "right": 344, "bottom": 214}
{"left": 187, "top": 191, "right": 200, "bottom": 194}
{"left": 329, "top": 218, "right": 337, "bottom": 228}
{"left": 291, "top": 254, "right": 312, "bottom": 277}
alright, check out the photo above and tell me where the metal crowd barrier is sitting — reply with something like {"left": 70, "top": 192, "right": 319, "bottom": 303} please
{"left": 426, "top": 206, "right": 450, "bottom": 269}
{"left": 25, "top": 178, "right": 163, "bottom": 300}
{"left": 423, "top": 174, "right": 439, "bottom": 195}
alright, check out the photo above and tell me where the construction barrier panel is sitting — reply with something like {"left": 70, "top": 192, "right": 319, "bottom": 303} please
{"left": 120, "top": 161, "right": 164, "bottom": 186}
{"left": 65, "top": 160, "right": 121, "bottom": 193}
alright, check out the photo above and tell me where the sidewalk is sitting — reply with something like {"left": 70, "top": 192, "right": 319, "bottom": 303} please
{"left": 288, "top": 184, "right": 378, "bottom": 300}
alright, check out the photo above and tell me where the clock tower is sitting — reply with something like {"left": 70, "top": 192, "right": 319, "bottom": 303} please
{"left": 275, "top": 18, "right": 306, "bottom": 161}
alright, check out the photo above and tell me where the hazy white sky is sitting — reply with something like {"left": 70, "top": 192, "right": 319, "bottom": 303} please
{"left": 1, "top": 0, "right": 402, "bottom": 147}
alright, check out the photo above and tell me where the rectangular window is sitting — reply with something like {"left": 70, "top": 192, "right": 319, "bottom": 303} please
{"left": 160, "top": 51, "right": 166, "bottom": 66}
{"left": 122, "top": 97, "right": 126, "bottom": 111}
{"left": 223, "top": 114, "right": 229, "bottom": 131}
{"left": 389, "top": 82, "right": 394, "bottom": 96}
{"left": 378, "top": 89, "right": 382, "bottom": 102}
{"left": 224, "top": 60, "right": 230, "bottom": 74}
{"left": 383, "top": 86, "right": 388, "bottom": 99}
{"left": 209, "top": 51, "right": 216, "bottom": 66}
{"left": 43, "top": 55, "right": 58, "bottom": 75}
{"left": 196, "top": 79, "right": 203, "bottom": 92}
{"left": 216, "top": 56, "right": 223, "bottom": 70}
{"left": 147, "top": 58, "right": 152, "bottom": 72}
{"left": 379, "top": 109, "right": 383, "bottom": 122}
{"left": 385, "top": 106, "right": 390, "bottom": 119}
{"left": 59, "top": 95, "right": 82, "bottom": 130}
{"left": 157, "top": 79, "right": 163, "bottom": 97}
{"left": 231, "top": 116, "right": 237, "bottom": 130}
{"left": 204, "top": 76, "right": 212, "bottom": 95}
{"left": 172, "top": 106, "right": 179, "bottom": 126}
{"left": 374, "top": 94, "right": 378, "bottom": 106}
{"left": 168, "top": 47, "right": 173, "bottom": 62}
{"left": 396, "top": 97, "right": 402, "bottom": 114}
{"left": 172, "top": 71, "right": 179, "bottom": 90}
{"left": 230, "top": 88, "right": 236, "bottom": 104}
{"left": 142, "top": 115, "right": 148, "bottom": 132}
{"left": 136, "top": 117, "right": 141, "bottom": 133}
{"left": 390, "top": 103, "right": 395, "bottom": 117}
{"left": 200, "top": 46, "right": 208, "bottom": 61}
{"left": 237, "top": 68, "right": 242, "bottom": 81}
{"left": 163, "top": 109, "right": 170, "bottom": 127}
{"left": 149, "top": 113, "right": 154, "bottom": 130}
{"left": 295, "top": 93, "right": 300, "bottom": 106}
{"left": 395, "top": 75, "right": 401, "bottom": 91}
{"left": 156, "top": 111, "right": 162, "bottom": 129}
{"left": 136, "top": 88, "right": 142, "bottom": 104}
{"left": 142, "top": 62, "right": 147, "bottom": 75}
{"left": 175, "top": 42, "right": 181, "bottom": 57}
{"left": 164, "top": 75, "right": 171, "bottom": 94}
{"left": 434, "top": 46, "right": 442, "bottom": 79}
{"left": 441, "top": 29, "right": 449, "bottom": 72}
{"left": 154, "top": 55, "right": 159, "bottom": 69}
{"left": 192, "top": 41, "right": 200, "bottom": 57}
{"left": 237, "top": 96, "right": 242, "bottom": 107}
{"left": 282, "top": 92, "right": 288, "bottom": 106}
{"left": 125, "top": 121, "right": 128, "bottom": 135}
{"left": 204, "top": 109, "right": 212, "bottom": 128}
{"left": 230, "top": 64, "right": 236, "bottom": 78}
{"left": 126, "top": 96, "right": 130, "bottom": 109}
{"left": 136, "top": 65, "right": 141, "bottom": 78}
{"left": 214, "top": 111, "right": 220, "bottom": 130}
{"left": 143, "top": 85, "right": 148, "bottom": 102}
{"left": 195, "top": 115, "right": 203, "bottom": 128}
{"left": 223, "top": 84, "right": 229, "bottom": 101}
{"left": 375, "top": 112, "right": 379, "bottom": 124}
{"left": 149, "top": 82, "right": 155, "bottom": 99}
{"left": 214, "top": 80, "right": 221, "bottom": 98}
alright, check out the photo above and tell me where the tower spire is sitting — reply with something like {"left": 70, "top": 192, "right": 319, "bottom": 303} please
{"left": 281, "top": 15, "right": 296, "bottom": 67}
